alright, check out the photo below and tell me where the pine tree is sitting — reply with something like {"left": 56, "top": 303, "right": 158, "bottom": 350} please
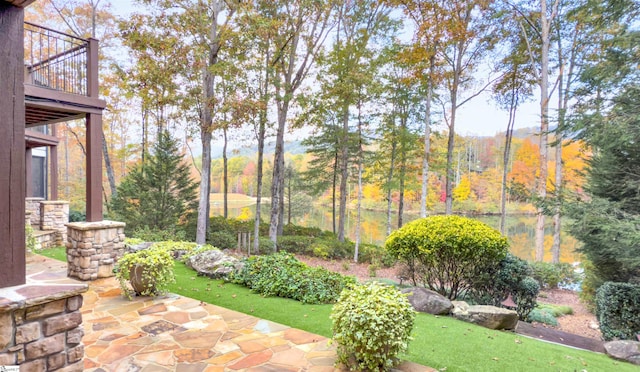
{"left": 567, "top": 85, "right": 640, "bottom": 283}
{"left": 110, "top": 131, "right": 198, "bottom": 234}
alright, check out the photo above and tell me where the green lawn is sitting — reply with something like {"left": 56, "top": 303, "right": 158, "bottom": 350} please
{"left": 36, "top": 248, "right": 635, "bottom": 371}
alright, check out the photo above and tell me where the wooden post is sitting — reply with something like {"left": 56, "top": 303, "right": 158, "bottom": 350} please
{"left": 0, "top": 2, "right": 26, "bottom": 287}
{"left": 25, "top": 147, "right": 32, "bottom": 197}
{"left": 50, "top": 124, "right": 58, "bottom": 199}
{"left": 85, "top": 112, "right": 103, "bottom": 221}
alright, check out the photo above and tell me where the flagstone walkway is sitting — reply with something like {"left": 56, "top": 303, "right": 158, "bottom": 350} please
{"left": 26, "top": 254, "right": 434, "bottom": 372}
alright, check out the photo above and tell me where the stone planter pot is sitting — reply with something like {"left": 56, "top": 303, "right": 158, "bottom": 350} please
{"left": 129, "top": 264, "right": 157, "bottom": 296}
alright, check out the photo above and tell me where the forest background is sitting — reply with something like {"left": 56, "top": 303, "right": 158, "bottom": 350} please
{"left": 24, "top": 0, "right": 635, "bottom": 266}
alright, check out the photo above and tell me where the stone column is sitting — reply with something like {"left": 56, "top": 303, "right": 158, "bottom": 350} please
{"left": 40, "top": 201, "right": 69, "bottom": 246}
{"left": 66, "top": 221, "right": 125, "bottom": 281}
{"left": 25, "top": 197, "right": 43, "bottom": 228}
{"left": 0, "top": 283, "right": 87, "bottom": 370}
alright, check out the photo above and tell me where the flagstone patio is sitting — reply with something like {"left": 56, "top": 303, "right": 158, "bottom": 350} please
{"left": 25, "top": 254, "right": 434, "bottom": 371}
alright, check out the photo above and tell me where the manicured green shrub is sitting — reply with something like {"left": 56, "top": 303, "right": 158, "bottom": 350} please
{"left": 257, "top": 237, "right": 276, "bottom": 253}
{"left": 516, "top": 277, "right": 541, "bottom": 320}
{"left": 229, "top": 252, "right": 355, "bottom": 304}
{"left": 527, "top": 308, "right": 559, "bottom": 326}
{"left": 331, "top": 282, "right": 415, "bottom": 371}
{"left": 282, "top": 224, "right": 325, "bottom": 237}
{"left": 596, "top": 282, "right": 640, "bottom": 340}
{"left": 359, "top": 243, "right": 397, "bottom": 266}
{"left": 530, "top": 261, "right": 580, "bottom": 289}
{"left": 68, "top": 210, "right": 85, "bottom": 222}
{"left": 469, "top": 253, "right": 539, "bottom": 320}
{"left": 385, "top": 215, "right": 509, "bottom": 299}
{"left": 131, "top": 226, "right": 187, "bottom": 242}
{"left": 277, "top": 235, "right": 315, "bottom": 254}
{"left": 208, "top": 231, "right": 237, "bottom": 250}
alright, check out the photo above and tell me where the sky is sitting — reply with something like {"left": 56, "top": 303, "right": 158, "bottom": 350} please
{"left": 109, "top": 0, "right": 543, "bottom": 138}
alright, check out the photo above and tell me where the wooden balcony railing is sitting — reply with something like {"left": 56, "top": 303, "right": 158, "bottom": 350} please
{"left": 24, "top": 22, "right": 93, "bottom": 96}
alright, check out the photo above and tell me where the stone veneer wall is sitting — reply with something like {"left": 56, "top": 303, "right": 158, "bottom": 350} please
{"left": 40, "top": 201, "right": 70, "bottom": 247}
{"left": 66, "top": 221, "right": 126, "bottom": 281}
{"left": 0, "top": 286, "right": 87, "bottom": 372}
{"left": 25, "top": 197, "right": 44, "bottom": 227}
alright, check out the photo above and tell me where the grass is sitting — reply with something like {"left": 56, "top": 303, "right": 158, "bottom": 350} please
{"left": 36, "top": 248, "right": 635, "bottom": 371}
{"left": 36, "top": 246, "right": 67, "bottom": 262}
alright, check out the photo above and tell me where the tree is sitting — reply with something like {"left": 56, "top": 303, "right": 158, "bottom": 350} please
{"left": 423, "top": 1, "right": 498, "bottom": 214}
{"left": 109, "top": 131, "right": 198, "bottom": 233}
{"left": 567, "top": 85, "right": 640, "bottom": 283}
{"left": 566, "top": 0, "right": 640, "bottom": 283}
{"left": 491, "top": 8, "right": 535, "bottom": 233}
{"left": 268, "top": 0, "right": 336, "bottom": 244}
{"left": 317, "top": 0, "right": 393, "bottom": 243}
{"left": 384, "top": 0, "right": 443, "bottom": 219}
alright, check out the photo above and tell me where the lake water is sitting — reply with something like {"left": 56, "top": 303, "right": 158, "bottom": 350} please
{"left": 211, "top": 204, "right": 581, "bottom": 263}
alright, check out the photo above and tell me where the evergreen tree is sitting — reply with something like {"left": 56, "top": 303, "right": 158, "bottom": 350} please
{"left": 567, "top": 85, "right": 640, "bottom": 284}
{"left": 110, "top": 131, "right": 198, "bottom": 234}
{"left": 568, "top": 85, "right": 640, "bottom": 284}
{"left": 566, "top": 0, "right": 640, "bottom": 284}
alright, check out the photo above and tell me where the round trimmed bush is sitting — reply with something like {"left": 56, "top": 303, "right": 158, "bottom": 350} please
{"left": 331, "top": 282, "right": 415, "bottom": 371}
{"left": 385, "top": 215, "right": 509, "bottom": 299}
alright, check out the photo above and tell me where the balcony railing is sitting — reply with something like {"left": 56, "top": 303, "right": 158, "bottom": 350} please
{"left": 24, "top": 22, "right": 89, "bottom": 96}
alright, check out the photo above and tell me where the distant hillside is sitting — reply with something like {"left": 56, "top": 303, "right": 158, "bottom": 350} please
{"left": 212, "top": 139, "right": 307, "bottom": 159}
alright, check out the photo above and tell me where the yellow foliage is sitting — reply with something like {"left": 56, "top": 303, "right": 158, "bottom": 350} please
{"left": 238, "top": 207, "right": 252, "bottom": 221}
{"left": 453, "top": 176, "right": 472, "bottom": 202}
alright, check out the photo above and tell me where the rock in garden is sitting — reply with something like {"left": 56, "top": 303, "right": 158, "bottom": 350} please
{"left": 127, "top": 242, "right": 153, "bottom": 253}
{"left": 604, "top": 340, "right": 640, "bottom": 365}
{"left": 186, "top": 250, "right": 239, "bottom": 279}
{"left": 401, "top": 287, "right": 453, "bottom": 315}
{"left": 453, "top": 305, "right": 518, "bottom": 330}
{"left": 451, "top": 301, "right": 469, "bottom": 316}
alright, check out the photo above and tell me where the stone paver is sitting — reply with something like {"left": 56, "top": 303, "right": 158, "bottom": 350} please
{"left": 25, "top": 254, "right": 436, "bottom": 371}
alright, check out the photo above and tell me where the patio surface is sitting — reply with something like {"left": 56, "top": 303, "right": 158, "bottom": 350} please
{"left": 26, "top": 254, "right": 434, "bottom": 372}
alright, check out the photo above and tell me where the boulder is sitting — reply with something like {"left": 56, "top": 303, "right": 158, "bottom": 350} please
{"left": 127, "top": 242, "right": 153, "bottom": 253}
{"left": 453, "top": 305, "right": 518, "bottom": 330}
{"left": 186, "top": 250, "right": 240, "bottom": 279}
{"left": 451, "top": 301, "right": 470, "bottom": 316}
{"left": 604, "top": 340, "right": 640, "bottom": 365}
{"left": 401, "top": 287, "right": 453, "bottom": 315}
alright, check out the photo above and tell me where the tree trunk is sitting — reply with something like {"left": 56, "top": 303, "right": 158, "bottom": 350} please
{"left": 398, "top": 116, "right": 407, "bottom": 228}
{"left": 197, "top": 130, "right": 212, "bottom": 244}
{"left": 445, "top": 49, "right": 461, "bottom": 215}
{"left": 386, "top": 130, "right": 397, "bottom": 236}
{"left": 354, "top": 101, "right": 364, "bottom": 263}
{"left": 535, "top": 0, "right": 553, "bottom": 262}
{"left": 269, "top": 101, "right": 288, "bottom": 244}
{"left": 445, "top": 108, "right": 456, "bottom": 215}
{"left": 196, "top": 6, "right": 220, "bottom": 244}
{"left": 102, "top": 129, "right": 117, "bottom": 199}
{"left": 332, "top": 151, "right": 338, "bottom": 234}
{"left": 223, "top": 127, "right": 228, "bottom": 218}
{"left": 501, "top": 75, "right": 518, "bottom": 234}
{"left": 420, "top": 55, "right": 435, "bottom": 218}
{"left": 338, "top": 104, "right": 349, "bottom": 242}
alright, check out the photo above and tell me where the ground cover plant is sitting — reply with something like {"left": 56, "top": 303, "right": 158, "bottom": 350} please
{"left": 36, "top": 250, "right": 636, "bottom": 371}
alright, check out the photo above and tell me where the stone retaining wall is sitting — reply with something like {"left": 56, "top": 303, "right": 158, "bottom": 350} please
{"left": 66, "top": 221, "right": 126, "bottom": 281}
{"left": 0, "top": 286, "right": 87, "bottom": 371}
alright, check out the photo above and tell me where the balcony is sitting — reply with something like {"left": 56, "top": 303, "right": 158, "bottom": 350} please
{"left": 23, "top": 21, "right": 105, "bottom": 127}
